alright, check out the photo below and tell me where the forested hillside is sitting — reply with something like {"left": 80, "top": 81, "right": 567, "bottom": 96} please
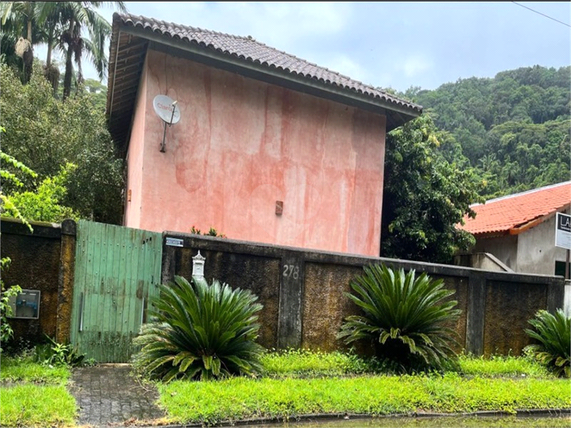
{"left": 403, "top": 65, "right": 570, "bottom": 198}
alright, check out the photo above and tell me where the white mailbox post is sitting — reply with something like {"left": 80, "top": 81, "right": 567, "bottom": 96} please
{"left": 192, "top": 250, "right": 206, "bottom": 279}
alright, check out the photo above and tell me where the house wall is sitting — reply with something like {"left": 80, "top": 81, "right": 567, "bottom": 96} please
{"left": 473, "top": 235, "right": 519, "bottom": 271}
{"left": 123, "top": 57, "right": 149, "bottom": 227}
{"left": 517, "top": 212, "right": 569, "bottom": 276}
{"left": 125, "top": 49, "right": 387, "bottom": 256}
{"left": 472, "top": 209, "right": 570, "bottom": 277}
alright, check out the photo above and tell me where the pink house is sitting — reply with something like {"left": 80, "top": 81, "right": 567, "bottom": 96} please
{"left": 106, "top": 13, "right": 421, "bottom": 256}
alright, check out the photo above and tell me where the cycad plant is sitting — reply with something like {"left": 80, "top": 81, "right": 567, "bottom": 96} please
{"left": 524, "top": 309, "right": 570, "bottom": 378}
{"left": 132, "top": 275, "right": 264, "bottom": 381}
{"left": 338, "top": 264, "right": 461, "bottom": 373}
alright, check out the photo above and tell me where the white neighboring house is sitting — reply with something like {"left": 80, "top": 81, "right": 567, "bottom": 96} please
{"left": 456, "top": 181, "right": 571, "bottom": 315}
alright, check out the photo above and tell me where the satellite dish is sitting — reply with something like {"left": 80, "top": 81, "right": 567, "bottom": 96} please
{"left": 153, "top": 94, "right": 181, "bottom": 124}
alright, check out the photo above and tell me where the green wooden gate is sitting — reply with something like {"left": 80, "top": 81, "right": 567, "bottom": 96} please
{"left": 70, "top": 220, "right": 163, "bottom": 362}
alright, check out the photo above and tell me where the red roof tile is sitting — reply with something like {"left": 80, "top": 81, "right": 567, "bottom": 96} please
{"left": 459, "top": 181, "right": 571, "bottom": 236}
{"left": 114, "top": 13, "right": 422, "bottom": 114}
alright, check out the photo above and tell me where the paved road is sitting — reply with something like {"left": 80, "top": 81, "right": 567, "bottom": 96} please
{"left": 69, "top": 364, "right": 166, "bottom": 428}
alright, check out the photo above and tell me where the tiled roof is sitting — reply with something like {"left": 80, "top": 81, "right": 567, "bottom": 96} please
{"left": 107, "top": 13, "right": 423, "bottom": 154}
{"left": 116, "top": 13, "right": 422, "bottom": 114}
{"left": 459, "top": 181, "right": 571, "bottom": 236}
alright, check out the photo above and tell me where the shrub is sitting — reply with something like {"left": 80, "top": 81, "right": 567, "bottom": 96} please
{"left": 34, "top": 335, "right": 86, "bottom": 367}
{"left": 0, "top": 257, "right": 22, "bottom": 351}
{"left": 524, "top": 309, "right": 570, "bottom": 378}
{"left": 338, "top": 263, "right": 461, "bottom": 373}
{"left": 132, "top": 276, "right": 264, "bottom": 381}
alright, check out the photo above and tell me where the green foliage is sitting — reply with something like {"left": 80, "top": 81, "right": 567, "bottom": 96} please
{"left": 0, "top": 350, "right": 76, "bottom": 427}
{"left": 458, "top": 354, "right": 550, "bottom": 378}
{"left": 6, "top": 163, "right": 78, "bottom": 222}
{"left": 158, "top": 374, "right": 571, "bottom": 426}
{"left": 338, "top": 264, "right": 461, "bottom": 373}
{"left": 0, "top": 353, "right": 70, "bottom": 384}
{"left": 0, "top": 384, "right": 77, "bottom": 427}
{"left": 381, "top": 114, "right": 483, "bottom": 263}
{"left": 0, "top": 257, "right": 22, "bottom": 350}
{"left": 0, "top": 63, "right": 124, "bottom": 223}
{"left": 33, "top": 335, "right": 86, "bottom": 368}
{"left": 190, "top": 225, "right": 227, "bottom": 238}
{"left": 260, "top": 348, "right": 378, "bottom": 378}
{"left": 132, "top": 276, "right": 264, "bottom": 381}
{"left": 524, "top": 309, "right": 571, "bottom": 378}
{"left": 0, "top": 126, "right": 37, "bottom": 228}
{"left": 409, "top": 65, "right": 570, "bottom": 199}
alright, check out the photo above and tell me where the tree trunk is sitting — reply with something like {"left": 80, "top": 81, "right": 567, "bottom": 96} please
{"left": 23, "top": 48, "right": 33, "bottom": 84}
{"left": 62, "top": 20, "right": 76, "bottom": 101}
{"left": 27, "top": 19, "right": 32, "bottom": 45}
{"left": 63, "top": 46, "right": 73, "bottom": 100}
{"left": 46, "top": 38, "right": 52, "bottom": 66}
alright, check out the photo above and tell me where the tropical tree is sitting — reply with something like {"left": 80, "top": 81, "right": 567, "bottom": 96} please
{"left": 410, "top": 65, "right": 571, "bottom": 199}
{"left": 381, "top": 114, "right": 483, "bottom": 263}
{"left": 338, "top": 264, "right": 461, "bottom": 373}
{"left": 0, "top": 63, "right": 124, "bottom": 224}
{"left": 7, "top": 163, "right": 79, "bottom": 223}
{"left": 0, "top": 1, "right": 47, "bottom": 83}
{"left": 0, "top": 2, "right": 126, "bottom": 95}
{"left": 54, "top": 1, "right": 126, "bottom": 99}
{"left": 133, "top": 276, "right": 264, "bottom": 381}
{"left": 0, "top": 127, "right": 36, "bottom": 227}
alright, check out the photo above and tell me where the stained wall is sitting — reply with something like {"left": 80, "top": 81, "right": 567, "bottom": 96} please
{"left": 162, "top": 232, "right": 565, "bottom": 356}
{"left": 125, "top": 49, "right": 386, "bottom": 256}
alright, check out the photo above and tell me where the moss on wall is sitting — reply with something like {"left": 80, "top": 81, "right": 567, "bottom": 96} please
{"left": 483, "top": 281, "right": 547, "bottom": 356}
{"left": 302, "top": 262, "right": 362, "bottom": 352}
{"left": 1, "top": 220, "right": 62, "bottom": 349}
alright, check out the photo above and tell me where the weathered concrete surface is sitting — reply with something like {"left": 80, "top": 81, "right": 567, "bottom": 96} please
{"left": 125, "top": 49, "right": 387, "bottom": 256}
{"left": 484, "top": 281, "right": 548, "bottom": 356}
{"left": 162, "top": 232, "right": 566, "bottom": 356}
{"left": 1, "top": 218, "right": 63, "bottom": 347}
{"left": 302, "top": 262, "right": 362, "bottom": 352}
{"left": 69, "top": 364, "right": 165, "bottom": 427}
{"left": 56, "top": 219, "right": 76, "bottom": 344}
{"left": 162, "top": 244, "right": 281, "bottom": 349}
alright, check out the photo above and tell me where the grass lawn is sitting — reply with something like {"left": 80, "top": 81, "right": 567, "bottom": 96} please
{"left": 0, "top": 356, "right": 77, "bottom": 427}
{"left": 155, "top": 350, "right": 571, "bottom": 426}
{"left": 0, "top": 350, "right": 569, "bottom": 427}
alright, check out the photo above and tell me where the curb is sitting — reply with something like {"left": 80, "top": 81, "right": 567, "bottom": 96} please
{"left": 130, "top": 408, "right": 571, "bottom": 428}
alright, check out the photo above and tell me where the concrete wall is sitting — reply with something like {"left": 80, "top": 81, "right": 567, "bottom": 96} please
{"left": 125, "top": 49, "right": 387, "bottom": 256}
{"left": 454, "top": 252, "right": 513, "bottom": 272}
{"left": 517, "top": 212, "right": 569, "bottom": 276}
{"left": 1, "top": 218, "right": 75, "bottom": 349}
{"left": 473, "top": 235, "right": 519, "bottom": 271}
{"left": 162, "top": 231, "right": 565, "bottom": 356}
{"left": 2, "top": 218, "right": 565, "bottom": 357}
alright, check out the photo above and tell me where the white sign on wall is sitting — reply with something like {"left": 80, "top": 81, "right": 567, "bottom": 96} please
{"left": 555, "top": 212, "right": 571, "bottom": 250}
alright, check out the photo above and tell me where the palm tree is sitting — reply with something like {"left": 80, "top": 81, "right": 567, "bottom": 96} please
{"left": 1, "top": 2, "right": 126, "bottom": 95}
{"left": 0, "top": 2, "right": 47, "bottom": 83}
{"left": 55, "top": 2, "right": 126, "bottom": 100}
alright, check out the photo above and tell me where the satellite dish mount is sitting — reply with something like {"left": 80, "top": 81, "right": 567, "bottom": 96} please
{"left": 153, "top": 95, "right": 181, "bottom": 153}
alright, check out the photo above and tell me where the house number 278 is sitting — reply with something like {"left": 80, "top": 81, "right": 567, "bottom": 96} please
{"left": 283, "top": 264, "right": 299, "bottom": 280}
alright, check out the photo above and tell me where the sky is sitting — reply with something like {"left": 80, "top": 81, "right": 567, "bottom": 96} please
{"left": 71, "top": 1, "right": 571, "bottom": 93}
